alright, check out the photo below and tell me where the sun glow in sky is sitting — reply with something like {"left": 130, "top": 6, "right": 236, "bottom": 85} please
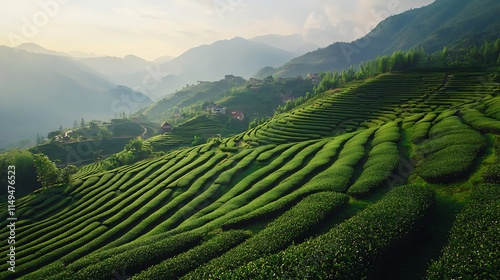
{"left": 0, "top": 0, "right": 434, "bottom": 60}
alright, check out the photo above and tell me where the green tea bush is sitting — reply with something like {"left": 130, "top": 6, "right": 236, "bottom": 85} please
{"left": 190, "top": 140, "right": 314, "bottom": 224}
{"left": 67, "top": 231, "right": 204, "bottom": 280}
{"left": 223, "top": 135, "right": 351, "bottom": 227}
{"left": 462, "top": 108, "right": 500, "bottom": 134}
{"left": 132, "top": 230, "right": 250, "bottom": 280}
{"left": 427, "top": 184, "right": 500, "bottom": 279}
{"left": 15, "top": 191, "right": 116, "bottom": 252}
{"left": 427, "top": 116, "right": 468, "bottom": 138}
{"left": 411, "top": 121, "right": 432, "bottom": 143}
{"left": 218, "top": 185, "right": 434, "bottom": 279}
{"left": 303, "top": 165, "right": 354, "bottom": 193}
{"left": 433, "top": 109, "right": 457, "bottom": 124}
{"left": 483, "top": 164, "right": 500, "bottom": 184}
{"left": 416, "top": 112, "right": 437, "bottom": 124}
{"left": 0, "top": 223, "right": 108, "bottom": 277}
{"left": 147, "top": 154, "right": 237, "bottom": 235}
{"left": 419, "top": 144, "right": 484, "bottom": 183}
{"left": 184, "top": 192, "right": 348, "bottom": 278}
{"left": 418, "top": 116, "right": 486, "bottom": 183}
{"left": 371, "top": 121, "right": 400, "bottom": 146}
{"left": 417, "top": 131, "right": 484, "bottom": 157}
{"left": 171, "top": 152, "right": 226, "bottom": 188}
{"left": 334, "top": 128, "right": 376, "bottom": 167}
{"left": 348, "top": 142, "right": 400, "bottom": 197}
{"left": 184, "top": 140, "right": 328, "bottom": 231}
{"left": 484, "top": 96, "right": 500, "bottom": 120}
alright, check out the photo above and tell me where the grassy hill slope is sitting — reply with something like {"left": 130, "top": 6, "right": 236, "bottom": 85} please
{"left": 262, "top": 0, "right": 500, "bottom": 78}
{"left": 1, "top": 68, "right": 500, "bottom": 279}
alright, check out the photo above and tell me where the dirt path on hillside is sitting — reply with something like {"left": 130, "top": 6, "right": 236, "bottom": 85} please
{"left": 421, "top": 74, "right": 454, "bottom": 104}
{"left": 140, "top": 124, "right": 147, "bottom": 137}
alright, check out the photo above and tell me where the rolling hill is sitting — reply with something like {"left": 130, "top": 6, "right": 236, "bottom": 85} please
{"left": 1, "top": 66, "right": 499, "bottom": 279}
{"left": 139, "top": 75, "right": 315, "bottom": 152}
{"left": 0, "top": 46, "right": 152, "bottom": 148}
{"left": 141, "top": 75, "right": 248, "bottom": 123}
{"left": 260, "top": 0, "right": 500, "bottom": 78}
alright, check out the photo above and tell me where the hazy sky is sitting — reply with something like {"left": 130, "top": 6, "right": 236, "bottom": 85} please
{"left": 1, "top": 0, "right": 434, "bottom": 60}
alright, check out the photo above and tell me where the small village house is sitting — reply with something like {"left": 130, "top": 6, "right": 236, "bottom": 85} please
{"left": 161, "top": 122, "right": 172, "bottom": 133}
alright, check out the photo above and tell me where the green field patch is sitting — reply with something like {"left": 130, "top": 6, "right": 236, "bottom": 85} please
{"left": 221, "top": 185, "right": 434, "bottom": 279}
{"left": 484, "top": 96, "right": 500, "bottom": 120}
{"left": 433, "top": 109, "right": 457, "bottom": 124}
{"left": 175, "top": 140, "right": 325, "bottom": 232}
{"left": 411, "top": 121, "right": 432, "bottom": 144}
{"left": 462, "top": 108, "right": 500, "bottom": 134}
{"left": 0, "top": 222, "right": 108, "bottom": 277}
{"left": 348, "top": 142, "right": 400, "bottom": 197}
{"left": 186, "top": 192, "right": 348, "bottom": 278}
{"left": 371, "top": 121, "right": 400, "bottom": 146}
{"left": 57, "top": 231, "right": 205, "bottom": 280}
{"left": 132, "top": 230, "right": 251, "bottom": 280}
{"left": 417, "top": 116, "right": 486, "bottom": 183}
{"left": 427, "top": 184, "right": 500, "bottom": 279}
{"left": 145, "top": 155, "right": 239, "bottom": 235}
{"left": 222, "top": 135, "right": 351, "bottom": 228}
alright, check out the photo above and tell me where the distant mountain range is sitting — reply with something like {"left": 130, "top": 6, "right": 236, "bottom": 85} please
{"left": 0, "top": 46, "right": 152, "bottom": 148}
{"left": 137, "top": 37, "right": 296, "bottom": 100}
{"left": 18, "top": 38, "right": 300, "bottom": 101}
{"left": 15, "top": 43, "right": 66, "bottom": 56}
{"left": 76, "top": 55, "right": 152, "bottom": 82}
{"left": 258, "top": 0, "right": 500, "bottom": 78}
{"left": 249, "top": 34, "right": 320, "bottom": 55}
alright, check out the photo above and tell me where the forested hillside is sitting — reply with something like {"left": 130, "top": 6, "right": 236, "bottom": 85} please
{"left": 261, "top": 0, "right": 500, "bottom": 77}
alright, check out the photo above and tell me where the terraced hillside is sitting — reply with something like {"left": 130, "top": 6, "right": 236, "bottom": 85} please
{"left": 1, "top": 69, "right": 499, "bottom": 279}
{"left": 146, "top": 114, "right": 248, "bottom": 152}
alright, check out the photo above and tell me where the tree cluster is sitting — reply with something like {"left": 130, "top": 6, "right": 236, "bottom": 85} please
{"left": 276, "top": 92, "right": 313, "bottom": 114}
{"left": 106, "top": 137, "right": 152, "bottom": 168}
{"left": 248, "top": 117, "right": 268, "bottom": 129}
{"left": 0, "top": 150, "right": 76, "bottom": 197}
{"left": 314, "top": 38, "right": 500, "bottom": 93}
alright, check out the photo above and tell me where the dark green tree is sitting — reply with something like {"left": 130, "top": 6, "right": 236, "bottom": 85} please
{"left": 390, "top": 51, "right": 407, "bottom": 71}
{"left": 468, "top": 46, "right": 480, "bottom": 64}
{"left": 61, "top": 165, "right": 78, "bottom": 184}
{"left": 33, "top": 153, "right": 61, "bottom": 188}
{"left": 125, "top": 137, "right": 144, "bottom": 155}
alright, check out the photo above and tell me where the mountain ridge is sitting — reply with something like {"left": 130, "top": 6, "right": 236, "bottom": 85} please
{"left": 259, "top": 0, "right": 500, "bottom": 78}
{"left": 0, "top": 46, "right": 152, "bottom": 148}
